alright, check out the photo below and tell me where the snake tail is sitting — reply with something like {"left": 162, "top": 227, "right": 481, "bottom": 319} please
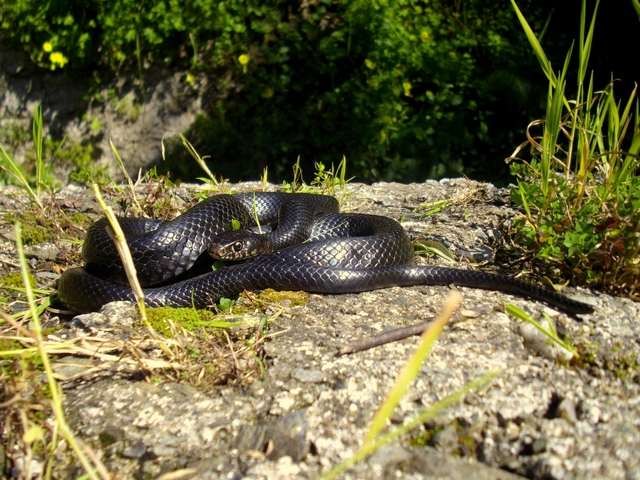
{"left": 57, "top": 262, "right": 593, "bottom": 315}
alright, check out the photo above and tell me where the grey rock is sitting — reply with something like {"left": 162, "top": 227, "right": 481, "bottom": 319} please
{"left": 557, "top": 399, "right": 578, "bottom": 424}
{"left": 291, "top": 368, "right": 325, "bottom": 383}
{"left": 52, "top": 356, "right": 94, "bottom": 379}
{"left": 121, "top": 441, "right": 147, "bottom": 459}
{"left": 24, "top": 242, "right": 60, "bottom": 261}
{"left": 410, "top": 446, "right": 525, "bottom": 479}
{"left": 236, "top": 409, "right": 309, "bottom": 462}
{"left": 71, "top": 301, "right": 138, "bottom": 337}
{"left": 430, "top": 424, "right": 460, "bottom": 454}
{"left": 2, "top": 180, "right": 639, "bottom": 479}
{"left": 368, "top": 444, "right": 412, "bottom": 474}
{"left": 518, "top": 317, "right": 574, "bottom": 362}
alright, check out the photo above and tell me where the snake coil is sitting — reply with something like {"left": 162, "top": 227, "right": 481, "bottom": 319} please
{"left": 57, "top": 192, "right": 594, "bottom": 315}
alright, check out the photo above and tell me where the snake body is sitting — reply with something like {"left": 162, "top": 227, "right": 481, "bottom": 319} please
{"left": 57, "top": 193, "right": 594, "bottom": 314}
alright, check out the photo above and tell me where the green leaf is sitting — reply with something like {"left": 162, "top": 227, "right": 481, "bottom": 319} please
{"left": 218, "top": 297, "right": 235, "bottom": 311}
{"left": 414, "top": 240, "right": 456, "bottom": 263}
{"left": 577, "top": 0, "right": 601, "bottom": 87}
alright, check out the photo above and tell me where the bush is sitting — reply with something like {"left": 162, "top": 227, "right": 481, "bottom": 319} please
{"left": 158, "top": 0, "right": 552, "bottom": 183}
{"left": 0, "top": 0, "right": 583, "bottom": 183}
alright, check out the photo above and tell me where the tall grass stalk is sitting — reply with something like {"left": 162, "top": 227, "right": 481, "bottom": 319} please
{"left": 135, "top": 32, "right": 146, "bottom": 106}
{"left": 91, "top": 183, "right": 148, "bottom": 323}
{"left": 323, "top": 370, "right": 499, "bottom": 480}
{"left": 109, "top": 138, "right": 144, "bottom": 213}
{"left": 540, "top": 48, "right": 571, "bottom": 198}
{"left": 508, "top": 0, "right": 557, "bottom": 88}
{"left": 32, "top": 104, "right": 44, "bottom": 199}
{"left": 162, "top": 132, "right": 220, "bottom": 186}
{"left": 90, "top": 184, "right": 180, "bottom": 359}
{"left": 0, "top": 111, "right": 45, "bottom": 212}
{"left": 633, "top": 0, "right": 640, "bottom": 20}
{"left": 510, "top": 0, "right": 601, "bottom": 191}
{"left": 363, "top": 291, "right": 461, "bottom": 445}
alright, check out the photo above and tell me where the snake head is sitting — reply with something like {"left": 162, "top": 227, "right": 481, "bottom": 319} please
{"left": 209, "top": 231, "right": 271, "bottom": 261}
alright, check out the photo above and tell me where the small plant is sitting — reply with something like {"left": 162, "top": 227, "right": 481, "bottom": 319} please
{"left": 0, "top": 105, "right": 48, "bottom": 211}
{"left": 507, "top": 0, "right": 640, "bottom": 299}
{"left": 162, "top": 132, "right": 229, "bottom": 189}
{"left": 505, "top": 304, "right": 578, "bottom": 358}
{"left": 281, "top": 156, "right": 353, "bottom": 203}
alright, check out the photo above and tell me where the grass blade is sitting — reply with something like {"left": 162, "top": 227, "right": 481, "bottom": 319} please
{"left": 505, "top": 304, "right": 578, "bottom": 357}
{"left": 633, "top": 0, "right": 640, "bottom": 20}
{"left": 323, "top": 370, "right": 499, "bottom": 480}
{"left": 109, "top": 138, "right": 144, "bottom": 213}
{"left": 162, "top": 132, "right": 219, "bottom": 185}
{"left": 510, "top": 0, "right": 557, "bottom": 87}
{"left": 90, "top": 183, "right": 148, "bottom": 322}
{"left": 364, "top": 291, "right": 462, "bottom": 445}
{"left": 0, "top": 145, "right": 45, "bottom": 212}
{"left": 577, "top": 0, "right": 601, "bottom": 87}
{"left": 32, "top": 104, "right": 44, "bottom": 198}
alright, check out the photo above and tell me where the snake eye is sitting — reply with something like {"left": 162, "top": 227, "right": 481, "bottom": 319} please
{"left": 233, "top": 242, "right": 244, "bottom": 252}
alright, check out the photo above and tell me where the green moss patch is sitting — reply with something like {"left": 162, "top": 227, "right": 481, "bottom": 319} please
{"left": 252, "top": 288, "right": 310, "bottom": 308}
{"left": 0, "top": 271, "right": 36, "bottom": 289}
{"left": 145, "top": 307, "right": 218, "bottom": 338}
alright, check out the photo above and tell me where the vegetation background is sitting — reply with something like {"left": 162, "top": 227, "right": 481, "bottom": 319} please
{"left": 1, "top": 0, "right": 638, "bottom": 185}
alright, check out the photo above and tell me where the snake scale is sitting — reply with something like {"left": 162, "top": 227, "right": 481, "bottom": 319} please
{"left": 57, "top": 192, "right": 594, "bottom": 314}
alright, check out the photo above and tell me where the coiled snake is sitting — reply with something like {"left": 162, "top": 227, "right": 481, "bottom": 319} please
{"left": 57, "top": 192, "right": 593, "bottom": 314}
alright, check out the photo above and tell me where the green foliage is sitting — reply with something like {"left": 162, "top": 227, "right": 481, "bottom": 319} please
{"left": 159, "top": 0, "right": 549, "bottom": 184}
{"left": 508, "top": 0, "right": 640, "bottom": 299}
{"left": 2, "top": 0, "right": 550, "bottom": 184}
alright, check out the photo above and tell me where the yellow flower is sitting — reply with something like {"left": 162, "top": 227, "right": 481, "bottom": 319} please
{"left": 238, "top": 54, "right": 249, "bottom": 73}
{"left": 364, "top": 59, "right": 375, "bottom": 69}
{"left": 49, "top": 51, "right": 69, "bottom": 69}
{"left": 43, "top": 42, "right": 53, "bottom": 52}
{"left": 185, "top": 73, "right": 196, "bottom": 84}
{"left": 403, "top": 81, "right": 412, "bottom": 97}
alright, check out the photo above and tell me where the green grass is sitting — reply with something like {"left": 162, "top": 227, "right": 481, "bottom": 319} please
{"left": 0, "top": 106, "right": 46, "bottom": 212}
{"left": 280, "top": 155, "right": 353, "bottom": 204}
{"left": 507, "top": 0, "right": 640, "bottom": 299}
{"left": 2, "top": 223, "right": 108, "bottom": 479}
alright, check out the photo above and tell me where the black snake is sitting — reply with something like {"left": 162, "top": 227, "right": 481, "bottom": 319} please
{"left": 57, "top": 192, "right": 594, "bottom": 314}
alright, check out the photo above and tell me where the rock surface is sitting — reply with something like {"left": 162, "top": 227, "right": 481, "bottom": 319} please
{"left": 0, "top": 50, "right": 202, "bottom": 180}
{"left": 1, "top": 179, "right": 639, "bottom": 479}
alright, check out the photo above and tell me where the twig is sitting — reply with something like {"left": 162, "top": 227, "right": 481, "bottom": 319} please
{"left": 223, "top": 329, "right": 240, "bottom": 371}
{"left": 338, "top": 318, "right": 436, "bottom": 355}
